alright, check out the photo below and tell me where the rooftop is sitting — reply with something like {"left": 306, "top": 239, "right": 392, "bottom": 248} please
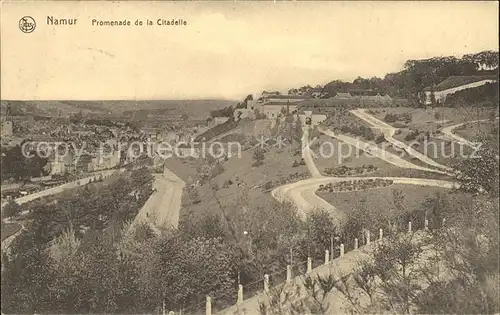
{"left": 263, "top": 95, "right": 311, "bottom": 100}
{"left": 424, "top": 75, "right": 498, "bottom": 92}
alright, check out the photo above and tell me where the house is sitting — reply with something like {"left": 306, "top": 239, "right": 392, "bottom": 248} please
{"left": 334, "top": 92, "right": 352, "bottom": 99}
{"left": 261, "top": 103, "right": 299, "bottom": 120}
{"left": 298, "top": 110, "right": 327, "bottom": 126}
{"left": 423, "top": 75, "right": 498, "bottom": 105}
{"left": 262, "top": 94, "right": 310, "bottom": 104}
{"left": 233, "top": 98, "right": 260, "bottom": 120}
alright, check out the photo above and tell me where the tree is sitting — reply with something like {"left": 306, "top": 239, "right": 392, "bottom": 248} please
{"left": 370, "top": 233, "right": 426, "bottom": 313}
{"left": 189, "top": 188, "right": 201, "bottom": 204}
{"left": 453, "top": 142, "right": 499, "bottom": 197}
{"left": 434, "top": 111, "right": 442, "bottom": 121}
{"left": 181, "top": 114, "right": 189, "bottom": 122}
{"left": 306, "top": 209, "right": 339, "bottom": 259}
{"left": 463, "top": 50, "right": 499, "bottom": 71}
{"left": 2, "top": 200, "right": 22, "bottom": 218}
{"left": 252, "top": 148, "right": 265, "bottom": 167}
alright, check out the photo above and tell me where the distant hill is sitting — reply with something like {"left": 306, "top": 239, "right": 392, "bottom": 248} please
{"left": 0, "top": 99, "right": 237, "bottom": 120}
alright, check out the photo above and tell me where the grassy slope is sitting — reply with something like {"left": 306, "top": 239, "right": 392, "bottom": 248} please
{"left": 178, "top": 146, "right": 310, "bottom": 220}
{"left": 318, "top": 184, "right": 467, "bottom": 218}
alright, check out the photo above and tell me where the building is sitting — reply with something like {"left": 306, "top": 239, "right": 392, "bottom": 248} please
{"left": 233, "top": 98, "right": 260, "bottom": 120}
{"left": 298, "top": 110, "right": 327, "bottom": 126}
{"left": 261, "top": 103, "right": 299, "bottom": 120}
{"left": 423, "top": 75, "right": 498, "bottom": 105}
{"left": 90, "top": 150, "right": 120, "bottom": 171}
{"left": 261, "top": 94, "right": 309, "bottom": 104}
{"left": 334, "top": 92, "right": 353, "bottom": 99}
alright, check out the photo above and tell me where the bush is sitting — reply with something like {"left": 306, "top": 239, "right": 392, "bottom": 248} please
{"left": 384, "top": 113, "right": 398, "bottom": 123}
{"left": 263, "top": 181, "right": 274, "bottom": 191}
{"left": 404, "top": 133, "right": 417, "bottom": 141}
{"left": 375, "top": 134, "right": 385, "bottom": 144}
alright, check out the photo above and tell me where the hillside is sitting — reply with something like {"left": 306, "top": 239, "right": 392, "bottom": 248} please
{"left": 445, "top": 82, "right": 499, "bottom": 106}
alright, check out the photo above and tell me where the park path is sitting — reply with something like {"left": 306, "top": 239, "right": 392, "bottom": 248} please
{"left": 301, "top": 125, "right": 322, "bottom": 178}
{"left": 318, "top": 127, "right": 446, "bottom": 175}
{"left": 350, "top": 108, "right": 454, "bottom": 174}
{"left": 440, "top": 117, "right": 499, "bottom": 148}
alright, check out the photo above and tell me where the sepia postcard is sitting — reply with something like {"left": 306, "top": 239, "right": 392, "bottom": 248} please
{"left": 0, "top": 1, "right": 499, "bottom": 314}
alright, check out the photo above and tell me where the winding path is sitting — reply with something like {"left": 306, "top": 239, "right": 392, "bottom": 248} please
{"left": 318, "top": 127, "right": 446, "bottom": 175}
{"left": 272, "top": 119, "right": 458, "bottom": 223}
{"left": 350, "top": 109, "right": 454, "bottom": 174}
{"left": 440, "top": 117, "right": 499, "bottom": 148}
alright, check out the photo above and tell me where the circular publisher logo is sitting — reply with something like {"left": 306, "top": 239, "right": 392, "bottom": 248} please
{"left": 19, "top": 16, "right": 36, "bottom": 33}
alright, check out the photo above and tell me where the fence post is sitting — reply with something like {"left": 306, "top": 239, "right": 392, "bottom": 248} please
{"left": 237, "top": 284, "right": 243, "bottom": 304}
{"left": 286, "top": 265, "right": 292, "bottom": 283}
{"left": 324, "top": 250, "right": 330, "bottom": 265}
{"left": 264, "top": 274, "right": 270, "bottom": 294}
{"left": 366, "top": 230, "right": 371, "bottom": 245}
{"left": 206, "top": 296, "right": 212, "bottom": 315}
{"left": 354, "top": 238, "right": 359, "bottom": 249}
{"left": 379, "top": 228, "right": 383, "bottom": 240}
{"left": 307, "top": 257, "right": 312, "bottom": 273}
{"left": 340, "top": 244, "right": 345, "bottom": 257}
{"left": 408, "top": 221, "right": 412, "bottom": 233}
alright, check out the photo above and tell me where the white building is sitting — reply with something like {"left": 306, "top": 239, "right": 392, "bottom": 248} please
{"left": 298, "top": 110, "right": 327, "bottom": 126}
{"left": 261, "top": 104, "right": 299, "bottom": 120}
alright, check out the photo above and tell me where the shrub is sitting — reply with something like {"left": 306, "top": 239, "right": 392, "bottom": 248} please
{"left": 263, "top": 181, "right": 274, "bottom": 191}
{"left": 375, "top": 134, "right": 385, "bottom": 144}
{"left": 384, "top": 113, "right": 398, "bottom": 123}
{"left": 404, "top": 133, "right": 417, "bottom": 141}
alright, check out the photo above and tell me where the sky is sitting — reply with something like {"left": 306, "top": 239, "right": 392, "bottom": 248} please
{"left": 1, "top": 1, "right": 498, "bottom": 101}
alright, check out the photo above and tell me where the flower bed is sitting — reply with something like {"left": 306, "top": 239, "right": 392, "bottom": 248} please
{"left": 318, "top": 178, "right": 394, "bottom": 193}
{"left": 324, "top": 164, "right": 379, "bottom": 176}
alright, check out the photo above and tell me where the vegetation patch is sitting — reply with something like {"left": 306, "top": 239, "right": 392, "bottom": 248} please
{"left": 324, "top": 164, "right": 379, "bottom": 176}
{"left": 318, "top": 179, "right": 394, "bottom": 193}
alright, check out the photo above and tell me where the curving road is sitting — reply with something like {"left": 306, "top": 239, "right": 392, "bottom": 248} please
{"left": 440, "top": 117, "right": 499, "bottom": 148}
{"left": 318, "top": 127, "right": 447, "bottom": 175}
{"left": 272, "top": 117, "right": 458, "bottom": 224}
{"left": 350, "top": 109, "right": 454, "bottom": 174}
{"left": 272, "top": 175, "right": 458, "bottom": 225}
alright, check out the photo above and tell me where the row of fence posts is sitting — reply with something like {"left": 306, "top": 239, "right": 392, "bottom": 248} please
{"left": 181, "top": 218, "right": 438, "bottom": 315}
